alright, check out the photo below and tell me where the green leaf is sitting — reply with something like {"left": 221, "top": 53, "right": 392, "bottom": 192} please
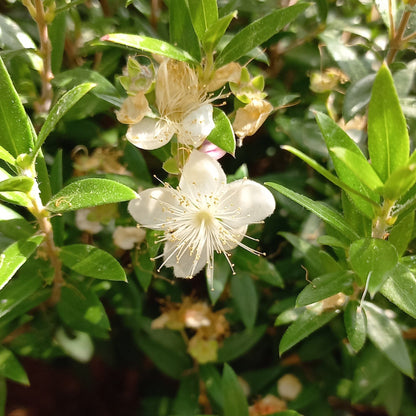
{"left": 282, "top": 145, "right": 379, "bottom": 209}
{"left": 0, "top": 56, "right": 34, "bottom": 158}
{"left": 134, "top": 322, "right": 192, "bottom": 379}
{"left": 381, "top": 263, "right": 416, "bottom": 319}
{"left": 349, "top": 238, "right": 398, "bottom": 295}
{"left": 57, "top": 281, "right": 111, "bottom": 338}
{"left": 0, "top": 146, "right": 15, "bottom": 165}
{"left": 330, "top": 147, "right": 384, "bottom": 192}
{"left": 231, "top": 271, "right": 257, "bottom": 328}
{"left": 0, "top": 177, "right": 33, "bottom": 193}
{"left": 296, "top": 271, "right": 353, "bottom": 307}
{"left": 208, "top": 254, "right": 231, "bottom": 305}
{"left": 343, "top": 74, "right": 375, "bottom": 122}
{"left": 33, "top": 83, "right": 96, "bottom": 158}
{"left": 218, "top": 325, "right": 266, "bottom": 362}
{"left": 364, "top": 302, "right": 413, "bottom": 377}
{"left": 344, "top": 300, "right": 367, "bottom": 352}
{"left": 172, "top": 374, "right": 200, "bottom": 416}
{"left": 206, "top": 108, "right": 236, "bottom": 155}
{"left": 188, "top": 0, "right": 218, "bottom": 40}
{"left": 202, "top": 11, "right": 236, "bottom": 52}
{"left": 0, "top": 346, "right": 29, "bottom": 385}
{"left": 47, "top": 178, "right": 137, "bottom": 213}
{"left": 101, "top": 34, "right": 198, "bottom": 64}
{"left": 351, "top": 344, "right": 396, "bottom": 402}
{"left": 315, "top": 111, "right": 378, "bottom": 218}
{"left": 169, "top": 0, "right": 201, "bottom": 61}
{"left": 374, "top": 370, "right": 403, "bottom": 416}
{"left": 383, "top": 163, "right": 416, "bottom": 201}
{"left": 279, "top": 308, "right": 338, "bottom": 355}
{"left": 60, "top": 244, "right": 127, "bottom": 281}
{"left": 215, "top": 3, "right": 309, "bottom": 68}
{"left": 222, "top": 364, "right": 249, "bottom": 416}
{"left": 0, "top": 376, "right": 5, "bottom": 416}
{"left": 133, "top": 248, "right": 154, "bottom": 291}
{"left": 0, "top": 272, "right": 42, "bottom": 319}
{"left": 233, "top": 248, "right": 283, "bottom": 287}
{"left": 49, "top": 11, "right": 66, "bottom": 74}
{"left": 368, "top": 64, "right": 409, "bottom": 182}
{"left": 0, "top": 235, "right": 44, "bottom": 290}
{"left": 0, "top": 168, "right": 31, "bottom": 207}
{"left": 388, "top": 212, "right": 414, "bottom": 257}
{"left": 55, "top": 328, "right": 94, "bottom": 363}
{"left": 0, "top": 205, "right": 34, "bottom": 240}
{"left": 266, "top": 182, "right": 359, "bottom": 241}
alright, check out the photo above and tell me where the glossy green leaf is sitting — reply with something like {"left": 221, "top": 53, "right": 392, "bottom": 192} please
{"left": 344, "top": 300, "right": 367, "bottom": 352}
{"left": 315, "top": 111, "right": 378, "bottom": 218}
{"left": 218, "top": 325, "right": 266, "bottom": 362}
{"left": 364, "top": 302, "right": 413, "bottom": 377}
{"left": 279, "top": 308, "right": 338, "bottom": 355}
{"left": 0, "top": 272, "right": 42, "bottom": 319}
{"left": 0, "top": 346, "right": 29, "bottom": 385}
{"left": 102, "top": 33, "right": 198, "bottom": 64}
{"left": 33, "top": 83, "right": 96, "bottom": 158}
{"left": 206, "top": 108, "right": 236, "bottom": 155}
{"left": 0, "top": 146, "right": 15, "bottom": 165}
{"left": 0, "top": 205, "right": 34, "bottom": 240}
{"left": 134, "top": 248, "right": 154, "bottom": 291}
{"left": 169, "top": 0, "right": 201, "bottom": 61}
{"left": 202, "top": 11, "right": 236, "bottom": 52}
{"left": 60, "top": 244, "right": 127, "bottom": 281}
{"left": 0, "top": 56, "right": 34, "bottom": 158}
{"left": 330, "top": 147, "right": 383, "bottom": 192}
{"left": 199, "top": 364, "right": 223, "bottom": 407}
{"left": 381, "top": 263, "right": 416, "bottom": 319}
{"left": 266, "top": 182, "right": 359, "bottom": 241}
{"left": 215, "top": 3, "right": 309, "bottom": 68}
{"left": 282, "top": 145, "right": 379, "bottom": 208}
{"left": 368, "top": 64, "right": 409, "bottom": 182}
{"left": 188, "top": 0, "right": 218, "bottom": 39}
{"left": 57, "top": 281, "right": 111, "bottom": 338}
{"left": 374, "top": 370, "right": 403, "bottom": 416}
{"left": 296, "top": 271, "right": 353, "bottom": 307}
{"left": 0, "top": 177, "right": 33, "bottom": 193}
{"left": 383, "top": 163, "right": 416, "bottom": 201}
{"left": 351, "top": 344, "right": 395, "bottom": 402}
{"left": 343, "top": 74, "right": 375, "bottom": 122}
{"left": 47, "top": 178, "right": 137, "bottom": 213}
{"left": 388, "top": 212, "right": 414, "bottom": 257}
{"left": 49, "top": 11, "right": 66, "bottom": 74}
{"left": 222, "top": 364, "right": 249, "bottom": 416}
{"left": 233, "top": 248, "right": 283, "bottom": 287}
{"left": 231, "top": 271, "right": 257, "bottom": 328}
{"left": 0, "top": 235, "right": 44, "bottom": 290}
{"left": 0, "top": 168, "right": 31, "bottom": 207}
{"left": 349, "top": 238, "right": 398, "bottom": 295}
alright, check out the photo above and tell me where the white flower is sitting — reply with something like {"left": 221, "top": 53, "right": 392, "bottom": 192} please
{"left": 128, "top": 150, "right": 275, "bottom": 287}
{"left": 112, "top": 226, "right": 146, "bottom": 250}
{"left": 75, "top": 208, "right": 103, "bottom": 234}
{"left": 126, "top": 59, "right": 215, "bottom": 150}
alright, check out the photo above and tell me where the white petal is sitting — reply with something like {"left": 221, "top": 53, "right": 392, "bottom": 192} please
{"left": 163, "top": 241, "right": 208, "bottom": 278}
{"left": 179, "top": 150, "right": 227, "bottom": 197}
{"left": 126, "top": 118, "right": 174, "bottom": 150}
{"left": 221, "top": 179, "right": 276, "bottom": 228}
{"left": 128, "top": 187, "right": 181, "bottom": 229}
{"left": 177, "top": 104, "right": 215, "bottom": 147}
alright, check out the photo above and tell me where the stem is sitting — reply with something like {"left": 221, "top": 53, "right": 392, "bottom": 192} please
{"left": 371, "top": 199, "right": 395, "bottom": 239}
{"left": 386, "top": 0, "right": 416, "bottom": 65}
{"left": 33, "top": 0, "right": 54, "bottom": 114}
{"left": 26, "top": 168, "right": 64, "bottom": 304}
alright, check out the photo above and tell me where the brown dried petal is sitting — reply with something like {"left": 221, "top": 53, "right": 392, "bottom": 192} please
{"left": 115, "top": 92, "right": 150, "bottom": 124}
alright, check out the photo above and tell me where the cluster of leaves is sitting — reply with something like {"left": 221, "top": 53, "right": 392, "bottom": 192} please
{"left": 1, "top": 0, "right": 416, "bottom": 415}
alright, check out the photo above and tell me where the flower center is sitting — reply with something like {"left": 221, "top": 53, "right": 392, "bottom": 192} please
{"left": 194, "top": 210, "right": 214, "bottom": 227}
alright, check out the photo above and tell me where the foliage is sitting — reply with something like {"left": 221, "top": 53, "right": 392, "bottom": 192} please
{"left": 1, "top": 0, "right": 416, "bottom": 415}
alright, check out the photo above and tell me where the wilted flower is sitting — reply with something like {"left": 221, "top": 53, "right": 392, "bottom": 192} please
{"left": 124, "top": 59, "right": 215, "bottom": 150}
{"left": 128, "top": 150, "right": 275, "bottom": 287}
{"left": 188, "top": 335, "right": 218, "bottom": 364}
{"left": 310, "top": 67, "right": 348, "bottom": 93}
{"left": 277, "top": 374, "right": 302, "bottom": 401}
{"left": 205, "top": 62, "right": 242, "bottom": 92}
{"left": 233, "top": 99, "right": 273, "bottom": 144}
{"left": 112, "top": 226, "right": 146, "bottom": 250}
{"left": 249, "top": 394, "right": 287, "bottom": 416}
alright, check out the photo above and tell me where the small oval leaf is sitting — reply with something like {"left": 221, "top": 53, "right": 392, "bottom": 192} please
{"left": 47, "top": 178, "right": 137, "bottom": 213}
